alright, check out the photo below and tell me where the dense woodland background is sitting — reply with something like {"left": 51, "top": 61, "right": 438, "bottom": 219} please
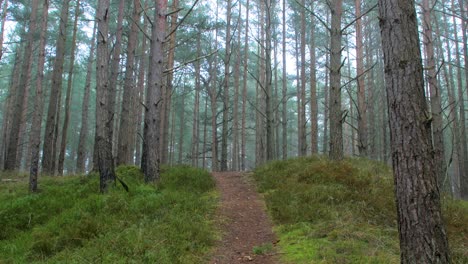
{"left": 0, "top": 0, "right": 467, "bottom": 198}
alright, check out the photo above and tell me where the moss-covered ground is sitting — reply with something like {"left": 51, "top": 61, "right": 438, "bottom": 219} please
{"left": 253, "top": 156, "right": 468, "bottom": 263}
{"left": 0, "top": 165, "right": 218, "bottom": 263}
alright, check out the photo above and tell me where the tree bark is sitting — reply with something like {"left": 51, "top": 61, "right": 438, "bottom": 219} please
{"left": 191, "top": 35, "right": 201, "bottom": 167}
{"left": 241, "top": 0, "right": 249, "bottom": 169}
{"left": 42, "top": 0, "right": 70, "bottom": 175}
{"left": 298, "top": 0, "right": 307, "bottom": 156}
{"left": 117, "top": 0, "right": 141, "bottom": 165}
{"left": 329, "top": 0, "right": 344, "bottom": 160}
{"left": 281, "top": 0, "right": 287, "bottom": 160}
{"left": 309, "top": 0, "right": 318, "bottom": 154}
{"left": 58, "top": 0, "right": 80, "bottom": 175}
{"left": 76, "top": 22, "right": 97, "bottom": 174}
{"left": 96, "top": 0, "right": 116, "bottom": 192}
{"left": 221, "top": 0, "right": 232, "bottom": 171}
{"left": 0, "top": 0, "right": 8, "bottom": 61}
{"left": 232, "top": 3, "right": 241, "bottom": 171}
{"left": 4, "top": 0, "right": 39, "bottom": 171}
{"left": 29, "top": 0, "right": 49, "bottom": 192}
{"left": 142, "top": 0, "right": 167, "bottom": 182}
{"left": 355, "top": 0, "right": 367, "bottom": 157}
{"left": 378, "top": 0, "right": 451, "bottom": 261}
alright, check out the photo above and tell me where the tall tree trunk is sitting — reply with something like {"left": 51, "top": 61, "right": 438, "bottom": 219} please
{"left": 29, "top": 0, "right": 49, "bottom": 192}
{"left": 117, "top": 0, "right": 141, "bottom": 165}
{"left": 76, "top": 22, "right": 97, "bottom": 174}
{"left": 421, "top": 0, "right": 447, "bottom": 190}
{"left": 221, "top": 0, "right": 232, "bottom": 171}
{"left": 281, "top": 0, "right": 287, "bottom": 159}
{"left": 210, "top": 1, "right": 220, "bottom": 171}
{"left": 58, "top": 0, "right": 80, "bottom": 175}
{"left": 265, "top": 0, "right": 274, "bottom": 161}
{"left": 96, "top": 0, "right": 116, "bottom": 192}
{"left": 241, "top": 0, "right": 249, "bottom": 169}
{"left": 298, "top": 0, "right": 307, "bottom": 156}
{"left": 161, "top": 0, "right": 179, "bottom": 165}
{"left": 4, "top": 0, "right": 39, "bottom": 171}
{"left": 378, "top": 0, "right": 451, "bottom": 261}
{"left": 108, "top": 0, "right": 125, "bottom": 159}
{"left": 329, "top": 0, "right": 344, "bottom": 160}
{"left": 191, "top": 35, "right": 201, "bottom": 167}
{"left": 142, "top": 0, "right": 167, "bottom": 182}
{"left": 355, "top": 0, "right": 367, "bottom": 157}
{"left": 0, "top": 0, "right": 8, "bottom": 61}
{"left": 42, "top": 0, "right": 70, "bottom": 175}
{"left": 202, "top": 95, "right": 208, "bottom": 169}
{"left": 452, "top": 0, "right": 467, "bottom": 198}
{"left": 457, "top": 0, "right": 468, "bottom": 199}
{"left": 232, "top": 3, "right": 241, "bottom": 171}
{"left": 309, "top": 0, "right": 318, "bottom": 154}
{"left": 178, "top": 86, "right": 186, "bottom": 164}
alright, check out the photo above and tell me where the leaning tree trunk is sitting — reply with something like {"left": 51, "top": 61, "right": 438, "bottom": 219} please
{"left": 329, "top": 0, "right": 344, "bottom": 160}
{"left": 96, "top": 0, "right": 116, "bottom": 192}
{"left": 378, "top": 0, "right": 451, "bottom": 262}
{"left": 142, "top": 0, "right": 167, "bottom": 182}
{"left": 76, "top": 22, "right": 97, "bottom": 174}
{"left": 42, "top": 0, "right": 70, "bottom": 175}
{"left": 29, "top": 0, "right": 49, "bottom": 192}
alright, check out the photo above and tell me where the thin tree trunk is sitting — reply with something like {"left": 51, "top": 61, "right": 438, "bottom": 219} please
{"left": 202, "top": 95, "right": 208, "bottom": 169}
{"left": 299, "top": 0, "right": 307, "bottom": 156}
{"left": 29, "top": 0, "right": 49, "bottom": 192}
{"left": 96, "top": 0, "right": 116, "bottom": 192}
{"left": 281, "top": 0, "right": 287, "bottom": 160}
{"left": 117, "top": 0, "right": 141, "bottom": 165}
{"left": 378, "top": 0, "right": 451, "bottom": 261}
{"left": 4, "top": 0, "right": 39, "bottom": 171}
{"left": 265, "top": 0, "right": 274, "bottom": 161}
{"left": 108, "top": 0, "right": 125, "bottom": 160}
{"left": 76, "top": 22, "right": 97, "bottom": 174}
{"left": 329, "top": 0, "right": 344, "bottom": 160}
{"left": 178, "top": 86, "right": 186, "bottom": 164}
{"left": 210, "top": 1, "right": 220, "bottom": 171}
{"left": 221, "top": 0, "right": 232, "bottom": 171}
{"left": 355, "top": 0, "right": 367, "bottom": 157}
{"left": 42, "top": 0, "right": 70, "bottom": 175}
{"left": 309, "top": 0, "right": 318, "bottom": 154}
{"left": 192, "top": 35, "right": 201, "bottom": 167}
{"left": 241, "top": 0, "right": 249, "bottom": 169}
{"left": 0, "top": 0, "right": 8, "bottom": 61}
{"left": 58, "top": 0, "right": 80, "bottom": 175}
{"left": 232, "top": 3, "right": 241, "bottom": 171}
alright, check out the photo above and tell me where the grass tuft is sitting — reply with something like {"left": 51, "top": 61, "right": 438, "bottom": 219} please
{"left": 0, "top": 165, "right": 218, "bottom": 263}
{"left": 253, "top": 156, "right": 468, "bottom": 263}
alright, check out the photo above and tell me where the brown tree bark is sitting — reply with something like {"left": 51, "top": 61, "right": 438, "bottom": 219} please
{"left": 161, "top": 0, "right": 179, "bottom": 165}
{"left": 42, "top": 0, "right": 70, "bottom": 175}
{"left": 281, "top": 0, "right": 287, "bottom": 160}
{"left": 192, "top": 35, "right": 201, "bottom": 167}
{"left": 29, "top": 0, "right": 49, "bottom": 192}
{"left": 58, "top": 0, "right": 80, "bottom": 175}
{"left": 108, "top": 0, "right": 125, "bottom": 159}
{"left": 378, "top": 0, "right": 451, "bottom": 261}
{"left": 96, "top": 0, "right": 116, "bottom": 192}
{"left": 309, "top": 0, "right": 318, "bottom": 154}
{"left": 4, "top": 0, "right": 40, "bottom": 171}
{"left": 241, "top": 0, "right": 250, "bottom": 169}
{"left": 76, "top": 21, "right": 97, "bottom": 174}
{"left": 221, "top": 0, "right": 232, "bottom": 171}
{"left": 210, "top": 1, "right": 220, "bottom": 171}
{"left": 265, "top": 0, "right": 274, "bottom": 161}
{"left": 355, "top": 0, "right": 367, "bottom": 157}
{"left": 329, "top": 0, "right": 344, "bottom": 160}
{"left": 298, "top": 0, "right": 307, "bottom": 156}
{"left": 117, "top": 0, "right": 141, "bottom": 165}
{"left": 232, "top": 3, "right": 241, "bottom": 171}
{"left": 0, "top": 0, "right": 8, "bottom": 61}
{"left": 421, "top": 0, "right": 447, "bottom": 190}
{"left": 142, "top": 0, "right": 167, "bottom": 182}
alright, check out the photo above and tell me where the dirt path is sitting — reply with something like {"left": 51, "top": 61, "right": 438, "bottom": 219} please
{"left": 210, "top": 172, "right": 278, "bottom": 264}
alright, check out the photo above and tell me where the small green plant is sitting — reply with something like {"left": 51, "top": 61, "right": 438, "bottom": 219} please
{"left": 252, "top": 242, "right": 273, "bottom": 255}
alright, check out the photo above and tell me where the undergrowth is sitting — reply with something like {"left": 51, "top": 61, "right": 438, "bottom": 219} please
{"left": 253, "top": 156, "right": 468, "bottom": 263}
{"left": 0, "top": 165, "right": 217, "bottom": 263}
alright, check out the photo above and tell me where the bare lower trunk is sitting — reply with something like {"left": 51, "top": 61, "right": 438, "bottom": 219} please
{"left": 378, "top": 0, "right": 450, "bottom": 261}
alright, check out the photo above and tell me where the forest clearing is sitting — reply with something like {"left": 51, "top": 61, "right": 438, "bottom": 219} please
{"left": 1, "top": 0, "right": 468, "bottom": 263}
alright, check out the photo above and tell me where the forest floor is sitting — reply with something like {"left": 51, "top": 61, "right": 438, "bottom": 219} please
{"left": 210, "top": 172, "right": 279, "bottom": 264}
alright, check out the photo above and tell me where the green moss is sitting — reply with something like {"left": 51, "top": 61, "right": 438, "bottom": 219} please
{"left": 0, "top": 165, "right": 218, "bottom": 263}
{"left": 253, "top": 156, "right": 468, "bottom": 263}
